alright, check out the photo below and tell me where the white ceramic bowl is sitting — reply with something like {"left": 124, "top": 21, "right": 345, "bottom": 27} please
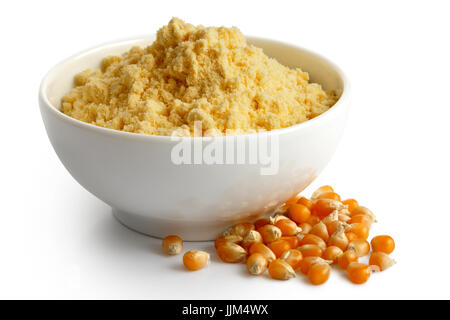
{"left": 39, "top": 36, "right": 349, "bottom": 240}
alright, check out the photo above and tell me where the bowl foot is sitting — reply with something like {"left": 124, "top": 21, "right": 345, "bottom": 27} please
{"left": 112, "top": 208, "right": 239, "bottom": 241}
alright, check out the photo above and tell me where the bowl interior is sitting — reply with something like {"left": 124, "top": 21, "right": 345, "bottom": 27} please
{"left": 42, "top": 36, "right": 345, "bottom": 113}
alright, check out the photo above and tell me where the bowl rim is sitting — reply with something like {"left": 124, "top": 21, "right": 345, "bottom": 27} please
{"left": 39, "top": 35, "right": 350, "bottom": 141}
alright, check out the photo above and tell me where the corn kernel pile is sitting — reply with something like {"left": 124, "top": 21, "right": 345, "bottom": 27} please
{"left": 162, "top": 185, "right": 396, "bottom": 285}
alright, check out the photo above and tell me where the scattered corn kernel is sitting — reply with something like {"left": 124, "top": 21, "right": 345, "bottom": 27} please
{"left": 275, "top": 218, "right": 301, "bottom": 236}
{"left": 249, "top": 242, "right": 276, "bottom": 262}
{"left": 369, "top": 252, "right": 396, "bottom": 271}
{"left": 322, "top": 210, "right": 339, "bottom": 225}
{"left": 299, "top": 234, "right": 327, "bottom": 251}
{"left": 298, "top": 244, "right": 323, "bottom": 257}
{"left": 324, "top": 219, "right": 340, "bottom": 235}
{"left": 371, "top": 235, "right": 395, "bottom": 254}
{"left": 347, "top": 262, "right": 371, "bottom": 284}
{"left": 348, "top": 223, "right": 370, "bottom": 240}
{"left": 280, "top": 249, "right": 303, "bottom": 270}
{"left": 311, "top": 185, "right": 334, "bottom": 201}
{"left": 338, "top": 213, "right": 351, "bottom": 222}
{"left": 217, "top": 242, "right": 247, "bottom": 263}
{"left": 161, "top": 235, "right": 183, "bottom": 255}
{"left": 246, "top": 253, "right": 268, "bottom": 275}
{"left": 337, "top": 250, "right": 359, "bottom": 269}
{"left": 310, "top": 221, "right": 329, "bottom": 241}
{"left": 345, "top": 231, "right": 358, "bottom": 242}
{"left": 348, "top": 239, "right": 370, "bottom": 257}
{"left": 306, "top": 215, "right": 321, "bottom": 226}
{"left": 241, "top": 230, "right": 263, "bottom": 249}
{"left": 317, "top": 191, "right": 341, "bottom": 201}
{"left": 254, "top": 218, "right": 271, "bottom": 229}
{"left": 288, "top": 204, "right": 311, "bottom": 224}
{"left": 268, "top": 259, "right": 296, "bottom": 280}
{"left": 286, "top": 196, "right": 300, "bottom": 205}
{"left": 268, "top": 239, "right": 292, "bottom": 258}
{"left": 183, "top": 250, "right": 210, "bottom": 271}
{"left": 328, "top": 224, "right": 349, "bottom": 251}
{"left": 231, "top": 222, "right": 255, "bottom": 237}
{"left": 297, "top": 197, "right": 313, "bottom": 209}
{"left": 311, "top": 199, "right": 345, "bottom": 219}
{"left": 322, "top": 246, "right": 343, "bottom": 263}
{"left": 214, "top": 234, "right": 243, "bottom": 249}
{"left": 300, "top": 257, "right": 331, "bottom": 275}
{"left": 308, "top": 262, "right": 331, "bottom": 285}
{"left": 349, "top": 214, "right": 373, "bottom": 228}
{"left": 342, "top": 199, "right": 359, "bottom": 212}
{"left": 258, "top": 224, "right": 282, "bottom": 243}
{"left": 270, "top": 214, "right": 289, "bottom": 224}
{"left": 280, "top": 236, "right": 300, "bottom": 249}
{"left": 351, "top": 206, "right": 377, "bottom": 222}
{"left": 299, "top": 222, "right": 312, "bottom": 234}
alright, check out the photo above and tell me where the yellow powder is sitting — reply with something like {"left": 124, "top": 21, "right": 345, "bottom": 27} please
{"left": 61, "top": 18, "right": 337, "bottom": 136}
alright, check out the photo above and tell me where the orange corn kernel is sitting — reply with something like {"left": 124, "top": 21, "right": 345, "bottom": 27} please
{"left": 311, "top": 185, "right": 334, "bottom": 201}
{"left": 308, "top": 262, "right": 331, "bottom": 285}
{"left": 345, "top": 232, "right": 358, "bottom": 243}
{"left": 299, "top": 222, "right": 312, "bottom": 234}
{"left": 288, "top": 204, "right": 311, "bottom": 224}
{"left": 280, "top": 249, "right": 303, "bottom": 270}
{"left": 286, "top": 196, "right": 300, "bottom": 205}
{"left": 347, "top": 262, "right": 371, "bottom": 284}
{"left": 297, "top": 197, "right": 313, "bottom": 210}
{"left": 268, "top": 239, "right": 292, "bottom": 258}
{"left": 249, "top": 242, "right": 276, "bottom": 262}
{"left": 342, "top": 199, "right": 359, "bottom": 213}
{"left": 337, "top": 250, "right": 358, "bottom": 270}
{"left": 270, "top": 214, "right": 289, "bottom": 225}
{"left": 300, "top": 257, "right": 331, "bottom": 275}
{"left": 322, "top": 246, "right": 343, "bottom": 263}
{"left": 246, "top": 253, "right": 268, "bottom": 275}
{"left": 311, "top": 199, "right": 344, "bottom": 219}
{"left": 349, "top": 214, "right": 373, "bottom": 228}
{"left": 214, "top": 234, "right": 243, "bottom": 249}
{"left": 254, "top": 218, "right": 271, "bottom": 229}
{"left": 280, "top": 236, "right": 300, "bottom": 249}
{"left": 328, "top": 225, "right": 349, "bottom": 251}
{"left": 231, "top": 222, "right": 255, "bottom": 237}
{"left": 351, "top": 206, "right": 377, "bottom": 222}
{"left": 257, "top": 224, "right": 282, "bottom": 243}
{"left": 217, "top": 242, "right": 247, "bottom": 263}
{"left": 298, "top": 244, "right": 323, "bottom": 257}
{"left": 183, "top": 250, "right": 210, "bottom": 271}
{"left": 268, "top": 259, "right": 296, "bottom": 280}
{"left": 299, "top": 234, "right": 327, "bottom": 251}
{"left": 348, "top": 223, "right": 369, "bottom": 240}
{"left": 306, "top": 215, "right": 321, "bottom": 226}
{"left": 310, "top": 221, "right": 329, "bottom": 241}
{"left": 369, "top": 252, "right": 396, "bottom": 271}
{"left": 338, "top": 214, "right": 351, "bottom": 222}
{"left": 348, "top": 239, "right": 370, "bottom": 257}
{"left": 371, "top": 235, "right": 395, "bottom": 254}
{"left": 275, "top": 218, "right": 300, "bottom": 236}
{"left": 325, "top": 220, "right": 340, "bottom": 235}
{"left": 318, "top": 192, "right": 341, "bottom": 202}
{"left": 241, "top": 230, "right": 263, "bottom": 249}
{"left": 161, "top": 235, "right": 183, "bottom": 255}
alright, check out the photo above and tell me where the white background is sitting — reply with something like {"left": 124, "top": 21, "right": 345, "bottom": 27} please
{"left": 1, "top": 0, "right": 449, "bottom": 299}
